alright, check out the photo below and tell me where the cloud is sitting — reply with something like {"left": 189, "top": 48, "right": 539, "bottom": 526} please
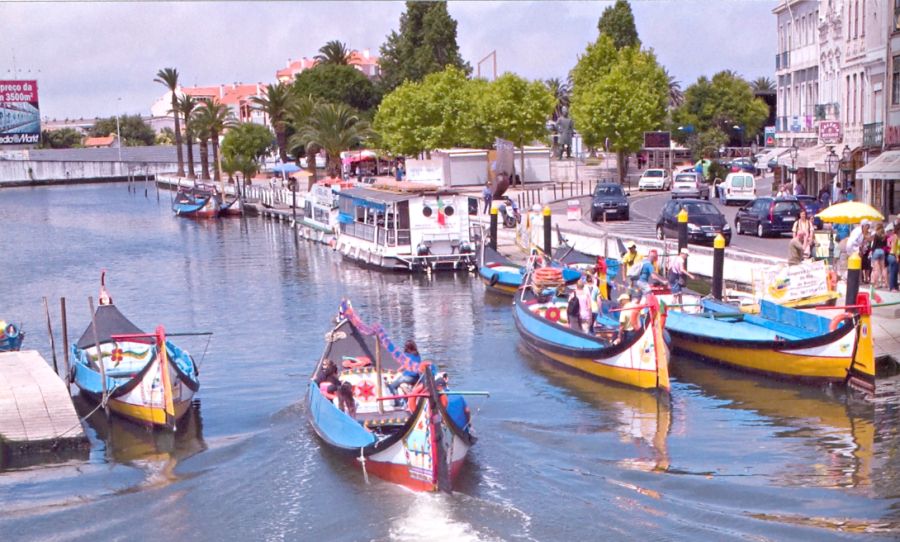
{"left": 1, "top": 1, "right": 776, "bottom": 121}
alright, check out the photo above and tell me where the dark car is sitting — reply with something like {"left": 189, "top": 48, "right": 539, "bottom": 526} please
{"left": 795, "top": 195, "right": 824, "bottom": 228}
{"left": 734, "top": 196, "right": 803, "bottom": 238}
{"left": 656, "top": 198, "right": 731, "bottom": 245}
{"left": 590, "top": 182, "right": 630, "bottom": 221}
{"left": 729, "top": 158, "right": 759, "bottom": 176}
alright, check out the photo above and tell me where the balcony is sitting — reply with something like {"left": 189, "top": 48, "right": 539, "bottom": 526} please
{"left": 814, "top": 103, "right": 840, "bottom": 121}
{"left": 775, "top": 51, "right": 790, "bottom": 71}
{"left": 863, "top": 122, "right": 883, "bottom": 148}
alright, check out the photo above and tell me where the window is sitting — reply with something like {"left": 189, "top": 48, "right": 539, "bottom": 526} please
{"left": 892, "top": 55, "right": 900, "bottom": 105}
{"left": 862, "top": 0, "right": 866, "bottom": 37}
{"left": 855, "top": 0, "right": 859, "bottom": 38}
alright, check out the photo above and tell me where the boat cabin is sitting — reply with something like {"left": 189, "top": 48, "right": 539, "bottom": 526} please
{"left": 335, "top": 184, "right": 477, "bottom": 271}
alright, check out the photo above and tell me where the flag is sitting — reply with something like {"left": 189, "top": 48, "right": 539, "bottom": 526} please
{"left": 869, "top": 284, "right": 883, "bottom": 304}
{"left": 437, "top": 196, "right": 446, "bottom": 226}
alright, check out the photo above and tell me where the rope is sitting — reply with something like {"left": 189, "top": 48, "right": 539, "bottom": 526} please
{"left": 51, "top": 382, "right": 121, "bottom": 442}
{"left": 357, "top": 447, "right": 369, "bottom": 484}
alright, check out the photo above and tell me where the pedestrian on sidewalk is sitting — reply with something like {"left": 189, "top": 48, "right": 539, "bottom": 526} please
{"left": 482, "top": 182, "right": 492, "bottom": 214}
{"left": 870, "top": 223, "right": 888, "bottom": 288}
{"left": 887, "top": 223, "right": 899, "bottom": 291}
{"left": 792, "top": 209, "right": 815, "bottom": 258}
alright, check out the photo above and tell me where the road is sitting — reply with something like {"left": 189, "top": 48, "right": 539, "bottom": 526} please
{"left": 582, "top": 173, "right": 792, "bottom": 258}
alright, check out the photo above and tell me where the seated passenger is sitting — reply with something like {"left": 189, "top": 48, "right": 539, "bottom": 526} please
{"left": 338, "top": 381, "right": 357, "bottom": 417}
{"left": 435, "top": 372, "right": 471, "bottom": 431}
{"left": 387, "top": 340, "right": 423, "bottom": 405}
{"left": 315, "top": 358, "right": 341, "bottom": 399}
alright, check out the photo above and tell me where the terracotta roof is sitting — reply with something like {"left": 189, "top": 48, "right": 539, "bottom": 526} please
{"left": 83, "top": 135, "right": 116, "bottom": 147}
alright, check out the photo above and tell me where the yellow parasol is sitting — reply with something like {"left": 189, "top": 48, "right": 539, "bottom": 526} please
{"left": 815, "top": 201, "right": 884, "bottom": 224}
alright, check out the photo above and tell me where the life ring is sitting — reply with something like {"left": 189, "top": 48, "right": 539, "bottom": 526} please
{"left": 545, "top": 306, "right": 561, "bottom": 322}
{"left": 826, "top": 269, "right": 838, "bottom": 291}
{"left": 489, "top": 273, "right": 500, "bottom": 287}
{"left": 5, "top": 324, "right": 17, "bottom": 338}
{"left": 829, "top": 312, "right": 854, "bottom": 332}
{"left": 534, "top": 267, "right": 563, "bottom": 282}
{"left": 407, "top": 382, "right": 426, "bottom": 413}
{"left": 342, "top": 356, "right": 372, "bottom": 369}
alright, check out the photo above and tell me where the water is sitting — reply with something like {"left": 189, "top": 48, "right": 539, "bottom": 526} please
{"left": 0, "top": 183, "right": 898, "bottom": 541}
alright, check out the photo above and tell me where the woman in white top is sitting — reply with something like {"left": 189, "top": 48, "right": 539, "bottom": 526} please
{"left": 792, "top": 209, "right": 815, "bottom": 258}
{"left": 667, "top": 249, "right": 695, "bottom": 306}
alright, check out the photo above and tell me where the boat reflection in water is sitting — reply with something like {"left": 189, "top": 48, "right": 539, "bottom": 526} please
{"left": 673, "top": 359, "right": 874, "bottom": 491}
{"left": 76, "top": 396, "right": 206, "bottom": 487}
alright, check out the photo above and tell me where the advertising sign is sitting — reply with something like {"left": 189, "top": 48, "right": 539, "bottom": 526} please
{"left": 753, "top": 260, "right": 829, "bottom": 304}
{"left": 0, "top": 80, "right": 40, "bottom": 145}
{"left": 764, "top": 126, "right": 776, "bottom": 147}
{"left": 819, "top": 120, "right": 842, "bottom": 143}
{"left": 643, "top": 131, "right": 671, "bottom": 149}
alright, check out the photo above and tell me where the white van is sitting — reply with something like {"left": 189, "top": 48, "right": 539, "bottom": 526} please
{"left": 720, "top": 172, "right": 756, "bottom": 205}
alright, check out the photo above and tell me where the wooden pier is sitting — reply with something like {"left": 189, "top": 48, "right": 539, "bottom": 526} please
{"left": 0, "top": 350, "right": 86, "bottom": 454}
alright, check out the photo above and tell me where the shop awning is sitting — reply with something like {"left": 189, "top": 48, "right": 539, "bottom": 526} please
{"left": 758, "top": 147, "right": 790, "bottom": 165}
{"left": 777, "top": 145, "right": 829, "bottom": 169}
{"left": 856, "top": 151, "right": 900, "bottom": 180}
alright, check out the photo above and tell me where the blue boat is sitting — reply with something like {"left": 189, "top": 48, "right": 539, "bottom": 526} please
{"left": 0, "top": 320, "right": 24, "bottom": 351}
{"left": 172, "top": 185, "right": 221, "bottom": 219}
{"left": 479, "top": 245, "right": 581, "bottom": 296}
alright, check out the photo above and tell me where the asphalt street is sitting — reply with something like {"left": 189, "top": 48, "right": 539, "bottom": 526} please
{"left": 583, "top": 173, "right": 792, "bottom": 258}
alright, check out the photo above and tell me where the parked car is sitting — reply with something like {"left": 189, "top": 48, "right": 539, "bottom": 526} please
{"left": 656, "top": 198, "right": 731, "bottom": 245}
{"left": 719, "top": 172, "right": 757, "bottom": 205}
{"left": 734, "top": 196, "right": 803, "bottom": 238}
{"left": 795, "top": 195, "right": 824, "bottom": 228}
{"left": 590, "top": 182, "right": 630, "bottom": 221}
{"left": 730, "top": 158, "right": 759, "bottom": 176}
{"left": 638, "top": 168, "right": 671, "bottom": 191}
{"left": 671, "top": 172, "right": 710, "bottom": 200}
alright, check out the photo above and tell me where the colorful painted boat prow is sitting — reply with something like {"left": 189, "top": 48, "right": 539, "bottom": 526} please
{"left": 219, "top": 196, "right": 243, "bottom": 217}
{"left": 71, "top": 275, "right": 201, "bottom": 429}
{"left": 173, "top": 185, "right": 222, "bottom": 219}
{"left": 306, "top": 300, "right": 477, "bottom": 492}
{"left": 665, "top": 293, "right": 875, "bottom": 393}
{"left": 0, "top": 320, "right": 24, "bottom": 352}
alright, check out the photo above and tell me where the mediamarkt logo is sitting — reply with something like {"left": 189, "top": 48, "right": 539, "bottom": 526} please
{"left": 0, "top": 134, "right": 39, "bottom": 144}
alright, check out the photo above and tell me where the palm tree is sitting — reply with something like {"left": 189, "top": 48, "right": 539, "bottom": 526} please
{"left": 175, "top": 94, "right": 198, "bottom": 179}
{"left": 192, "top": 98, "right": 234, "bottom": 183}
{"left": 294, "top": 103, "right": 373, "bottom": 180}
{"left": 315, "top": 40, "right": 354, "bottom": 65}
{"left": 154, "top": 68, "right": 184, "bottom": 177}
{"left": 544, "top": 77, "right": 570, "bottom": 121}
{"left": 251, "top": 83, "right": 291, "bottom": 163}
{"left": 287, "top": 94, "right": 322, "bottom": 187}
{"left": 192, "top": 115, "right": 211, "bottom": 181}
{"left": 663, "top": 68, "right": 684, "bottom": 109}
{"left": 750, "top": 76, "right": 776, "bottom": 93}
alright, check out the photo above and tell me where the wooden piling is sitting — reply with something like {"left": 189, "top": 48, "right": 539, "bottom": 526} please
{"left": 60, "top": 297, "right": 70, "bottom": 384}
{"left": 42, "top": 297, "right": 59, "bottom": 375}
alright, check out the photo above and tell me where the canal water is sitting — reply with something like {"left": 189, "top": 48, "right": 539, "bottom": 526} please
{"left": 0, "top": 183, "right": 898, "bottom": 541}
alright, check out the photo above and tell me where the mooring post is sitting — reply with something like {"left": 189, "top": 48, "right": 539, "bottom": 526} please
{"left": 712, "top": 234, "right": 726, "bottom": 300}
{"left": 846, "top": 253, "right": 861, "bottom": 308}
{"left": 543, "top": 206, "right": 552, "bottom": 257}
{"left": 489, "top": 206, "right": 498, "bottom": 251}
{"left": 42, "top": 297, "right": 59, "bottom": 375}
{"left": 677, "top": 207, "right": 689, "bottom": 254}
{"left": 60, "top": 297, "right": 71, "bottom": 384}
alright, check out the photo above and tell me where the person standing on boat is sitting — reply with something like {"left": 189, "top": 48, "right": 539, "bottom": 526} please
{"left": 667, "top": 249, "right": 695, "bottom": 307}
{"left": 387, "top": 340, "right": 423, "bottom": 405}
{"left": 636, "top": 250, "right": 666, "bottom": 293}
{"left": 566, "top": 289, "right": 582, "bottom": 331}
{"left": 585, "top": 273, "right": 601, "bottom": 334}
{"left": 575, "top": 279, "right": 593, "bottom": 333}
{"left": 615, "top": 293, "right": 639, "bottom": 344}
{"left": 622, "top": 241, "right": 640, "bottom": 284}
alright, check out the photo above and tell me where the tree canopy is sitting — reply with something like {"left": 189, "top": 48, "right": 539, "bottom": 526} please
{"left": 90, "top": 115, "right": 156, "bottom": 146}
{"left": 597, "top": 0, "right": 640, "bottom": 50}
{"left": 221, "top": 122, "right": 275, "bottom": 182}
{"left": 315, "top": 40, "right": 353, "bottom": 65}
{"left": 378, "top": 1, "right": 471, "bottom": 92}
{"left": 291, "top": 64, "right": 380, "bottom": 112}
{"left": 40, "top": 128, "right": 83, "bottom": 149}
{"left": 570, "top": 35, "right": 667, "bottom": 180}
{"left": 482, "top": 73, "right": 554, "bottom": 149}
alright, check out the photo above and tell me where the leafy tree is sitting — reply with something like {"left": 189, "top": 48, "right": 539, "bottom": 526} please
{"left": 40, "top": 128, "right": 83, "bottom": 149}
{"left": 481, "top": 74, "right": 555, "bottom": 182}
{"left": 379, "top": 1, "right": 471, "bottom": 92}
{"left": 192, "top": 98, "right": 234, "bottom": 183}
{"left": 373, "top": 79, "right": 432, "bottom": 156}
{"left": 315, "top": 40, "right": 353, "bottom": 65}
{"left": 293, "top": 102, "right": 374, "bottom": 179}
{"left": 570, "top": 35, "right": 668, "bottom": 181}
{"left": 286, "top": 94, "right": 322, "bottom": 181}
{"left": 221, "top": 122, "right": 275, "bottom": 185}
{"left": 671, "top": 71, "right": 770, "bottom": 152}
{"left": 598, "top": 0, "right": 640, "bottom": 50}
{"left": 175, "top": 94, "right": 198, "bottom": 178}
{"left": 90, "top": 115, "right": 156, "bottom": 146}
{"left": 156, "top": 127, "right": 176, "bottom": 145}
{"left": 154, "top": 68, "right": 184, "bottom": 175}
{"left": 251, "top": 82, "right": 292, "bottom": 162}
{"left": 292, "top": 64, "right": 380, "bottom": 112}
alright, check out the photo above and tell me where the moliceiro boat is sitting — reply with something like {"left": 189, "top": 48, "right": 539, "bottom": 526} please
{"left": 307, "top": 300, "right": 477, "bottom": 492}
{"left": 664, "top": 294, "right": 876, "bottom": 393}
{"left": 71, "top": 276, "right": 201, "bottom": 429}
{"left": 172, "top": 184, "right": 221, "bottom": 219}
{"left": 479, "top": 245, "right": 581, "bottom": 295}
{"left": 334, "top": 183, "right": 476, "bottom": 272}
{"left": 0, "top": 319, "right": 24, "bottom": 351}
{"left": 512, "top": 281, "right": 670, "bottom": 391}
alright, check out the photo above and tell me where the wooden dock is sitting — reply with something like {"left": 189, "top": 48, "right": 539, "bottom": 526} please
{"left": 0, "top": 350, "right": 86, "bottom": 453}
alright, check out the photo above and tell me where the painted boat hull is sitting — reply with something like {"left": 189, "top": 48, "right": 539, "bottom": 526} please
{"left": 512, "top": 292, "right": 669, "bottom": 391}
{"left": 173, "top": 192, "right": 221, "bottom": 219}
{"left": 219, "top": 197, "right": 243, "bottom": 217}
{"left": 0, "top": 333, "right": 24, "bottom": 352}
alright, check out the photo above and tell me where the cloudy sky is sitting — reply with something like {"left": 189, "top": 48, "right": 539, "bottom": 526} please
{"left": 2, "top": 1, "right": 777, "bottom": 121}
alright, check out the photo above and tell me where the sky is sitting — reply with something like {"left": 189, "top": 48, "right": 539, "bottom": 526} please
{"left": 1, "top": 1, "right": 778, "bottom": 121}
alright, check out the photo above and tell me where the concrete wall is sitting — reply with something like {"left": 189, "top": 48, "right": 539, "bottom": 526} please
{"left": 513, "top": 148, "right": 551, "bottom": 183}
{"left": 0, "top": 160, "right": 175, "bottom": 184}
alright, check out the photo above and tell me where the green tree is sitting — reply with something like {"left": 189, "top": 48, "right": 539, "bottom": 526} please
{"left": 90, "top": 115, "right": 156, "bottom": 146}
{"left": 291, "top": 64, "right": 380, "bottom": 112}
{"left": 175, "top": 94, "right": 198, "bottom": 179}
{"left": 373, "top": 80, "right": 432, "bottom": 156}
{"left": 251, "top": 82, "right": 292, "bottom": 162}
{"left": 293, "top": 102, "right": 374, "bottom": 180}
{"left": 156, "top": 127, "right": 176, "bottom": 145}
{"left": 192, "top": 98, "right": 234, "bottom": 183}
{"left": 315, "top": 40, "right": 353, "bottom": 65}
{"left": 40, "top": 128, "right": 83, "bottom": 149}
{"left": 597, "top": 0, "right": 640, "bottom": 50}
{"left": 286, "top": 94, "right": 322, "bottom": 181}
{"left": 379, "top": 1, "right": 471, "bottom": 92}
{"left": 154, "top": 68, "right": 184, "bottom": 176}
{"left": 570, "top": 35, "right": 667, "bottom": 182}
{"left": 481, "top": 74, "right": 555, "bottom": 182}
{"left": 663, "top": 68, "right": 683, "bottom": 109}
{"left": 221, "top": 122, "right": 275, "bottom": 185}
{"left": 671, "top": 71, "right": 770, "bottom": 152}
{"left": 544, "top": 77, "right": 570, "bottom": 121}
{"left": 750, "top": 76, "right": 776, "bottom": 93}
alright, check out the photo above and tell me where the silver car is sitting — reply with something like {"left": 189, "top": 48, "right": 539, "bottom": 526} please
{"left": 671, "top": 172, "right": 710, "bottom": 199}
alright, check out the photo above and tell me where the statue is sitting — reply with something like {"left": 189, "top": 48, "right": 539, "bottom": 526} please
{"left": 556, "top": 106, "right": 574, "bottom": 159}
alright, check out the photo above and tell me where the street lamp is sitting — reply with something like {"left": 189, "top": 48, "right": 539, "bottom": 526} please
{"left": 733, "top": 124, "right": 744, "bottom": 156}
{"left": 840, "top": 145, "right": 852, "bottom": 198}
{"left": 824, "top": 146, "right": 839, "bottom": 263}
{"left": 789, "top": 143, "right": 799, "bottom": 191}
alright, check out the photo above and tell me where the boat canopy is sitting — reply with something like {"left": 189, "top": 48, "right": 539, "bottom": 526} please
{"left": 76, "top": 304, "right": 143, "bottom": 349}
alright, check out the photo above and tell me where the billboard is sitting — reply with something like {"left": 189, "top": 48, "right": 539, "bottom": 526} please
{"left": 0, "top": 80, "right": 40, "bottom": 146}
{"left": 643, "top": 131, "right": 671, "bottom": 149}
